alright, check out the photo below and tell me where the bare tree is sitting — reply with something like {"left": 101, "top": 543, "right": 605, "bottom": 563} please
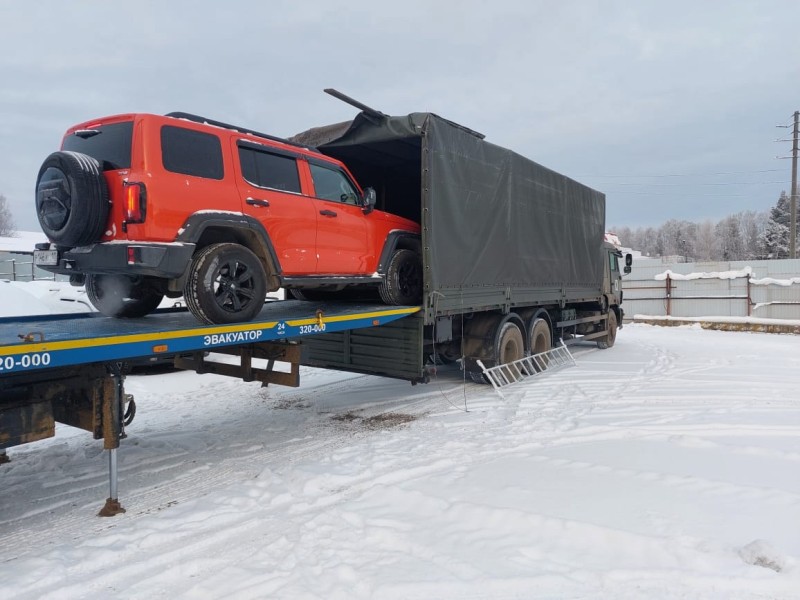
{"left": 737, "top": 210, "right": 767, "bottom": 260}
{"left": 694, "top": 220, "right": 716, "bottom": 261}
{"left": 714, "top": 216, "right": 744, "bottom": 261}
{"left": 0, "top": 194, "right": 16, "bottom": 237}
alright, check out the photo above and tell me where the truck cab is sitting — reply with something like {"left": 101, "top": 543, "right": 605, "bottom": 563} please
{"left": 602, "top": 240, "right": 632, "bottom": 322}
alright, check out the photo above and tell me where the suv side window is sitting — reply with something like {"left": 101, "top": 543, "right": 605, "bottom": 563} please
{"left": 309, "top": 162, "right": 359, "bottom": 205}
{"left": 161, "top": 126, "right": 224, "bottom": 179}
{"left": 238, "top": 144, "right": 301, "bottom": 193}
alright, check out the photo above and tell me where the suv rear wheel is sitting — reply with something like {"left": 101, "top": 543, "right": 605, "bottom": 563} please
{"left": 379, "top": 249, "right": 422, "bottom": 305}
{"left": 184, "top": 243, "right": 267, "bottom": 324}
{"left": 86, "top": 274, "right": 164, "bottom": 318}
{"left": 35, "top": 151, "right": 109, "bottom": 247}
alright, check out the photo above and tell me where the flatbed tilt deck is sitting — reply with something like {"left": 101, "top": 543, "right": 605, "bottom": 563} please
{"left": 0, "top": 299, "right": 418, "bottom": 515}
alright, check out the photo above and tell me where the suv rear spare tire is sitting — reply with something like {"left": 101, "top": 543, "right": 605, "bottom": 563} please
{"left": 184, "top": 243, "right": 267, "bottom": 324}
{"left": 35, "top": 151, "right": 109, "bottom": 247}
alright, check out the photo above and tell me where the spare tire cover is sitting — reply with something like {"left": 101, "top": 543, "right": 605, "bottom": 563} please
{"left": 35, "top": 151, "right": 109, "bottom": 247}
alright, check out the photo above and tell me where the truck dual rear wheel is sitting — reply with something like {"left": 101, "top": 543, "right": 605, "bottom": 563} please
{"left": 597, "top": 310, "right": 617, "bottom": 349}
{"left": 86, "top": 274, "right": 164, "bottom": 318}
{"left": 497, "top": 322, "right": 525, "bottom": 365}
{"left": 184, "top": 243, "right": 267, "bottom": 325}
{"left": 466, "top": 316, "right": 525, "bottom": 384}
{"left": 528, "top": 318, "right": 552, "bottom": 371}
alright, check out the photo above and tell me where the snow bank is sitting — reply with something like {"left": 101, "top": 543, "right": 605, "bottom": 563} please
{"left": 655, "top": 267, "right": 800, "bottom": 287}
{"left": 633, "top": 314, "right": 800, "bottom": 327}
{"left": 750, "top": 276, "right": 800, "bottom": 287}
{"left": 655, "top": 266, "right": 753, "bottom": 281}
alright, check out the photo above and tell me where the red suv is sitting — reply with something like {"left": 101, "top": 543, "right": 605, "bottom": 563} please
{"left": 33, "top": 112, "right": 421, "bottom": 324}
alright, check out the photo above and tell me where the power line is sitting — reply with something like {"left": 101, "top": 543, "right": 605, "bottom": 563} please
{"left": 604, "top": 181, "right": 790, "bottom": 187}
{"left": 602, "top": 191, "right": 775, "bottom": 197}
{"left": 576, "top": 168, "right": 784, "bottom": 178}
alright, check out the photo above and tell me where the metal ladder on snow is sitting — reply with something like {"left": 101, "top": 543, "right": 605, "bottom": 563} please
{"left": 477, "top": 343, "right": 576, "bottom": 398}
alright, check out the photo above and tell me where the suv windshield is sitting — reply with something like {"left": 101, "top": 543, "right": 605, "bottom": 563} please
{"left": 62, "top": 121, "right": 133, "bottom": 169}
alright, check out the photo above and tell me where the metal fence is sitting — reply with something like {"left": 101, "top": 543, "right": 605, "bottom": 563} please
{"left": 0, "top": 256, "right": 57, "bottom": 282}
{"left": 622, "top": 258, "right": 800, "bottom": 320}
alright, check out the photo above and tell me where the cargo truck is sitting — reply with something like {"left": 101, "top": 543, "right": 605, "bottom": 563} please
{"left": 296, "top": 90, "right": 630, "bottom": 383}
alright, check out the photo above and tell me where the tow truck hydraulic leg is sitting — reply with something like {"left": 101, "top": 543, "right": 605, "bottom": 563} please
{"left": 98, "top": 366, "right": 126, "bottom": 517}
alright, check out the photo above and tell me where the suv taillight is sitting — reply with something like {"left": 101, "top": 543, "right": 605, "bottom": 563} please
{"left": 123, "top": 181, "right": 147, "bottom": 226}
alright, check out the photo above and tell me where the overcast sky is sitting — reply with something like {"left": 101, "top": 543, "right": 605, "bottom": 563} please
{"left": 2, "top": 0, "right": 799, "bottom": 232}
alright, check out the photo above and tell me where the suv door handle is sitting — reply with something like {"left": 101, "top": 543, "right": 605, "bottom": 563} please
{"left": 246, "top": 198, "right": 270, "bottom": 207}
{"left": 319, "top": 209, "right": 337, "bottom": 217}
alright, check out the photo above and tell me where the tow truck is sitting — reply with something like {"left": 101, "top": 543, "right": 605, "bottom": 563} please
{"left": 0, "top": 300, "right": 419, "bottom": 515}
{"left": 3, "top": 94, "right": 630, "bottom": 517}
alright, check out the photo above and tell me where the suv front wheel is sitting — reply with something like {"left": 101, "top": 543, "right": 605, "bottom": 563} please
{"left": 184, "top": 243, "right": 267, "bottom": 324}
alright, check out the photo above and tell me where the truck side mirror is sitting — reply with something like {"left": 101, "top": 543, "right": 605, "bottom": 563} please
{"left": 362, "top": 187, "right": 377, "bottom": 214}
{"left": 624, "top": 253, "right": 632, "bottom": 274}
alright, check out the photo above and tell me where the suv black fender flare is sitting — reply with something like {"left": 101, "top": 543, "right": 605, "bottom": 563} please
{"left": 377, "top": 231, "right": 421, "bottom": 275}
{"left": 175, "top": 212, "right": 283, "bottom": 284}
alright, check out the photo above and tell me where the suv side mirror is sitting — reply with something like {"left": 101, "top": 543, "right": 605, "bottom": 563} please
{"left": 624, "top": 253, "right": 633, "bottom": 274}
{"left": 362, "top": 187, "right": 377, "bottom": 214}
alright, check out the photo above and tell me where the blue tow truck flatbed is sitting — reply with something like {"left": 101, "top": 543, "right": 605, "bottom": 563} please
{"left": 0, "top": 300, "right": 419, "bottom": 376}
{"left": 0, "top": 300, "right": 420, "bottom": 514}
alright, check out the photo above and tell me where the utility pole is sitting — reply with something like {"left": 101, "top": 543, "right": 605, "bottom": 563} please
{"left": 791, "top": 111, "right": 798, "bottom": 259}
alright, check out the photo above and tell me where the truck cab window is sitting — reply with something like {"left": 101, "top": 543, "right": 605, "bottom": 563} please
{"left": 310, "top": 163, "right": 359, "bottom": 205}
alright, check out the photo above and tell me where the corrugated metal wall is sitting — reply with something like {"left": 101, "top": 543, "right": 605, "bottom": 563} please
{"left": 622, "top": 258, "right": 800, "bottom": 320}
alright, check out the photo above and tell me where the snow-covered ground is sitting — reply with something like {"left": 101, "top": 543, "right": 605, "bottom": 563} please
{"left": 1, "top": 288, "right": 800, "bottom": 599}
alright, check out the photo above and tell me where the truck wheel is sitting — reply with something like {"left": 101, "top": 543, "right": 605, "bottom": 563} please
{"left": 86, "top": 274, "right": 164, "bottom": 318}
{"left": 465, "top": 315, "right": 525, "bottom": 384}
{"left": 184, "top": 243, "right": 267, "bottom": 324}
{"left": 379, "top": 249, "right": 422, "bottom": 305}
{"left": 529, "top": 318, "right": 552, "bottom": 355}
{"left": 288, "top": 288, "right": 330, "bottom": 301}
{"left": 597, "top": 310, "right": 617, "bottom": 349}
{"left": 288, "top": 288, "right": 312, "bottom": 301}
{"left": 436, "top": 345, "right": 462, "bottom": 364}
{"left": 497, "top": 321, "right": 525, "bottom": 365}
{"left": 528, "top": 318, "right": 552, "bottom": 371}
{"left": 35, "top": 151, "right": 109, "bottom": 247}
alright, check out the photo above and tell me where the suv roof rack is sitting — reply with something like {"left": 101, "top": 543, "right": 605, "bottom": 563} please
{"left": 165, "top": 112, "right": 319, "bottom": 153}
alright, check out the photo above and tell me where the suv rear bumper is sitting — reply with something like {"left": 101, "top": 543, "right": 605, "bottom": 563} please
{"left": 35, "top": 242, "right": 196, "bottom": 279}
